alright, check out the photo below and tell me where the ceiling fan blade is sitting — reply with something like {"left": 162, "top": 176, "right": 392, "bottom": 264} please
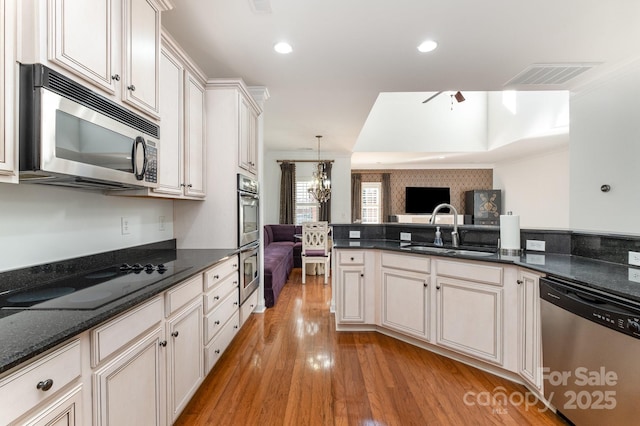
{"left": 422, "top": 91, "right": 443, "bottom": 104}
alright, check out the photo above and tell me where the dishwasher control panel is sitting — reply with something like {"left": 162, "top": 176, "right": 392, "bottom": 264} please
{"left": 540, "top": 277, "right": 640, "bottom": 339}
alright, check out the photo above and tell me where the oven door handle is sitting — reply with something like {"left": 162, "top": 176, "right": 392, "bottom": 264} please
{"left": 241, "top": 242, "right": 260, "bottom": 253}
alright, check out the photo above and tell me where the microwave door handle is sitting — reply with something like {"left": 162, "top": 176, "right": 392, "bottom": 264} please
{"left": 131, "top": 136, "right": 147, "bottom": 180}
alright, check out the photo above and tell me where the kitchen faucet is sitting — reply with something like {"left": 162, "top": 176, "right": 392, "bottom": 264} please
{"left": 429, "top": 203, "right": 459, "bottom": 247}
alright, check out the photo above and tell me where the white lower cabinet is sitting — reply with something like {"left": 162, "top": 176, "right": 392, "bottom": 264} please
{"left": 20, "top": 385, "right": 83, "bottom": 426}
{"left": 166, "top": 299, "right": 203, "bottom": 423}
{"left": 0, "top": 340, "right": 82, "bottom": 426}
{"left": 336, "top": 265, "right": 366, "bottom": 323}
{"left": 435, "top": 276, "right": 503, "bottom": 365}
{"left": 380, "top": 252, "right": 430, "bottom": 340}
{"left": 93, "top": 327, "right": 166, "bottom": 426}
{"left": 517, "top": 270, "right": 543, "bottom": 390}
{"left": 204, "top": 313, "right": 240, "bottom": 373}
{"left": 240, "top": 289, "right": 258, "bottom": 328}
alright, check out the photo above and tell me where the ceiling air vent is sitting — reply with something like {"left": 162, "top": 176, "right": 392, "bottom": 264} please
{"left": 249, "top": 0, "right": 271, "bottom": 13}
{"left": 505, "top": 63, "right": 600, "bottom": 86}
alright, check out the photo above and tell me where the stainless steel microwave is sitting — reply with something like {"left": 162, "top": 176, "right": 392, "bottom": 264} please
{"left": 19, "top": 64, "right": 159, "bottom": 190}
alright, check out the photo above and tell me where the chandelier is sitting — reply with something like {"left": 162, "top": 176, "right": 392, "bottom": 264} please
{"left": 308, "top": 135, "right": 331, "bottom": 203}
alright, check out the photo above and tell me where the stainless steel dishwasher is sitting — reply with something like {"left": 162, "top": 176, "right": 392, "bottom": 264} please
{"left": 540, "top": 276, "right": 640, "bottom": 425}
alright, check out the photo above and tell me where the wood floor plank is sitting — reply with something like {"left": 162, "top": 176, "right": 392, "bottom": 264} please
{"left": 175, "top": 269, "right": 566, "bottom": 426}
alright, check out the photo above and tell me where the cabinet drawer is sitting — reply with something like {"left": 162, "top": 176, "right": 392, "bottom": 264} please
{"left": 382, "top": 252, "right": 430, "bottom": 274}
{"left": 338, "top": 250, "right": 364, "bottom": 265}
{"left": 0, "top": 340, "right": 81, "bottom": 425}
{"left": 436, "top": 259, "right": 503, "bottom": 286}
{"left": 240, "top": 289, "right": 258, "bottom": 328}
{"left": 91, "top": 296, "right": 163, "bottom": 366}
{"left": 204, "top": 256, "right": 239, "bottom": 291}
{"left": 203, "top": 272, "right": 239, "bottom": 313}
{"left": 204, "top": 314, "right": 239, "bottom": 374}
{"left": 166, "top": 274, "right": 203, "bottom": 317}
{"left": 204, "top": 291, "right": 239, "bottom": 343}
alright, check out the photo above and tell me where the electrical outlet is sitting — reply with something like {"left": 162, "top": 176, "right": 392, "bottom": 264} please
{"left": 349, "top": 230, "right": 360, "bottom": 239}
{"left": 629, "top": 268, "right": 640, "bottom": 283}
{"left": 121, "top": 217, "right": 130, "bottom": 235}
{"left": 629, "top": 251, "right": 640, "bottom": 267}
{"left": 158, "top": 215, "right": 166, "bottom": 232}
{"left": 400, "top": 232, "right": 411, "bottom": 241}
{"left": 526, "top": 240, "right": 546, "bottom": 252}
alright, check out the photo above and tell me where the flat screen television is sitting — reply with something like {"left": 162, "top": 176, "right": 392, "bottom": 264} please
{"left": 405, "top": 187, "right": 450, "bottom": 214}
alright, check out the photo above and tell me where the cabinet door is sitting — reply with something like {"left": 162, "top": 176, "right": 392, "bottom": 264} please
{"left": 238, "top": 94, "right": 252, "bottom": 173}
{"left": 184, "top": 73, "right": 206, "bottom": 198}
{"left": 122, "top": 0, "right": 160, "bottom": 116}
{"left": 154, "top": 46, "right": 184, "bottom": 196}
{"left": 0, "top": 0, "right": 15, "bottom": 180}
{"left": 337, "top": 266, "right": 365, "bottom": 323}
{"left": 167, "top": 300, "right": 203, "bottom": 423}
{"left": 93, "top": 327, "right": 166, "bottom": 426}
{"left": 436, "top": 277, "right": 503, "bottom": 365}
{"left": 248, "top": 107, "right": 259, "bottom": 174}
{"left": 19, "top": 385, "right": 83, "bottom": 426}
{"left": 381, "top": 268, "right": 430, "bottom": 340}
{"left": 49, "top": 0, "right": 115, "bottom": 93}
{"left": 518, "top": 271, "right": 542, "bottom": 389}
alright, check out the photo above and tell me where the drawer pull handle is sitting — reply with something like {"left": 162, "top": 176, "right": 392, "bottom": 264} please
{"left": 233, "top": 264, "right": 238, "bottom": 268}
{"left": 250, "top": 304, "right": 255, "bottom": 308}
{"left": 111, "top": 74, "right": 120, "bottom": 81}
{"left": 36, "top": 379, "right": 54, "bottom": 392}
{"left": 234, "top": 302, "right": 239, "bottom": 306}
{"left": 233, "top": 281, "right": 238, "bottom": 285}
{"left": 516, "top": 279, "right": 524, "bottom": 285}
{"left": 171, "top": 331, "right": 179, "bottom": 338}
{"left": 159, "top": 340, "right": 167, "bottom": 347}
{"left": 214, "top": 296, "right": 220, "bottom": 301}
{"left": 436, "top": 285, "right": 441, "bottom": 290}
{"left": 360, "top": 273, "right": 364, "bottom": 277}
{"left": 234, "top": 325, "right": 239, "bottom": 329}
{"left": 213, "top": 274, "right": 220, "bottom": 279}
{"left": 350, "top": 257, "right": 354, "bottom": 261}
{"left": 214, "top": 320, "right": 220, "bottom": 325}
{"left": 423, "top": 282, "right": 428, "bottom": 287}
{"left": 215, "top": 349, "right": 221, "bottom": 354}
{"left": 128, "top": 84, "right": 136, "bottom": 91}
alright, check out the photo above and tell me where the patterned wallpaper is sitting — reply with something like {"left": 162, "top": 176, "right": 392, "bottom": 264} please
{"left": 357, "top": 169, "right": 493, "bottom": 216}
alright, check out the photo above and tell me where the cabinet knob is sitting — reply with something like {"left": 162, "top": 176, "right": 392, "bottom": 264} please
{"left": 436, "top": 285, "right": 441, "bottom": 290}
{"left": 360, "top": 273, "right": 364, "bottom": 277}
{"left": 517, "top": 280, "right": 524, "bottom": 285}
{"left": 36, "top": 379, "right": 54, "bottom": 392}
{"left": 350, "top": 257, "right": 354, "bottom": 261}
{"left": 213, "top": 274, "right": 220, "bottom": 279}
{"left": 214, "top": 320, "right": 220, "bottom": 325}
{"left": 234, "top": 325, "right": 239, "bottom": 329}
{"left": 233, "top": 281, "right": 238, "bottom": 285}
{"left": 423, "top": 282, "right": 428, "bottom": 287}
{"left": 234, "top": 302, "right": 239, "bottom": 306}
{"left": 233, "top": 264, "right": 238, "bottom": 268}
{"left": 128, "top": 84, "right": 136, "bottom": 91}
{"left": 214, "top": 295, "right": 220, "bottom": 301}
{"left": 180, "top": 183, "right": 186, "bottom": 187}
{"left": 215, "top": 349, "right": 221, "bottom": 354}
{"left": 111, "top": 74, "right": 120, "bottom": 81}
{"left": 171, "top": 331, "right": 179, "bottom": 338}
{"left": 250, "top": 304, "right": 255, "bottom": 308}
{"left": 159, "top": 340, "right": 167, "bottom": 347}
{"left": 188, "top": 184, "right": 193, "bottom": 187}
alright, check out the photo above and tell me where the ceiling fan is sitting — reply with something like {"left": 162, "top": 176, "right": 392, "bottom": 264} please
{"left": 422, "top": 91, "right": 465, "bottom": 104}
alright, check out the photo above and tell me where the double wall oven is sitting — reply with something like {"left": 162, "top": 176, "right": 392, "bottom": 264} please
{"left": 238, "top": 174, "right": 259, "bottom": 304}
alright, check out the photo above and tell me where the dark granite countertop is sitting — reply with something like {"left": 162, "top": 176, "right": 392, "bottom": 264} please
{"left": 0, "top": 248, "right": 238, "bottom": 375}
{"left": 333, "top": 239, "right": 640, "bottom": 305}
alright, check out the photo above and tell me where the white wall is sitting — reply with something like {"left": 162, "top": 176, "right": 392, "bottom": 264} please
{"left": 0, "top": 183, "right": 174, "bottom": 272}
{"left": 263, "top": 150, "right": 352, "bottom": 225}
{"left": 570, "top": 61, "right": 640, "bottom": 234}
{"left": 487, "top": 91, "right": 569, "bottom": 150}
{"left": 493, "top": 147, "right": 570, "bottom": 229}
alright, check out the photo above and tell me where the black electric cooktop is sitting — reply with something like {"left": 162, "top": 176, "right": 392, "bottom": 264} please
{"left": 0, "top": 262, "right": 190, "bottom": 311}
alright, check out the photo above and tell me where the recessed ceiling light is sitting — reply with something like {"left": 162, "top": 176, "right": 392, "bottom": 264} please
{"left": 274, "top": 42, "right": 293, "bottom": 54}
{"left": 417, "top": 40, "right": 438, "bottom": 53}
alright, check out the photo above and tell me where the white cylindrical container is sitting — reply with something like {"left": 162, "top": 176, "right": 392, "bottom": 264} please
{"left": 500, "top": 212, "right": 521, "bottom": 255}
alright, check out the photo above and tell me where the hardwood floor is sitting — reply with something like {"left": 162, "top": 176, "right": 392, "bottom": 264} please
{"left": 176, "top": 269, "right": 566, "bottom": 425}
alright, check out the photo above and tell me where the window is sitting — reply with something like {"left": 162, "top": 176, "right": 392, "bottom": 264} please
{"left": 295, "top": 179, "right": 319, "bottom": 225}
{"left": 361, "top": 182, "right": 382, "bottom": 224}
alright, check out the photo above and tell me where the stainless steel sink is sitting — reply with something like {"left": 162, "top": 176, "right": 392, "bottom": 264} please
{"left": 404, "top": 245, "right": 495, "bottom": 257}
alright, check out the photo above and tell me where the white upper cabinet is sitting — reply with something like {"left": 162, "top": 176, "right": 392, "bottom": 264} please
{"left": 238, "top": 94, "right": 258, "bottom": 175}
{"left": 183, "top": 72, "right": 206, "bottom": 198}
{"left": 0, "top": 0, "right": 16, "bottom": 183}
{"left": 23, "top": 0, "right": 171, "bottom": 119}
{"left": 121, "top": 0, "right": 160, "bottom": 116}
{"left": 49, "top": 0, "right": 115, "bottom": 93}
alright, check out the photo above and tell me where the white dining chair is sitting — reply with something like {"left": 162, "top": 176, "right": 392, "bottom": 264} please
{"left": 301, "top": 221, "right": 330, "bottom": 284}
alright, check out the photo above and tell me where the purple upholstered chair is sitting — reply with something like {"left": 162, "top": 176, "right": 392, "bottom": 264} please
{"left": 301, "top": 222, "right": 330, "bottom": 284}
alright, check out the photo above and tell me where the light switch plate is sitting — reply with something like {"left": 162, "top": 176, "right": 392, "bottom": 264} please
{"left": 400, "top": 232, "right": 411, "bottom": 241}
{"left": 629, "top": 252, "right": 640, "bottom": 267}
{"left": 121, "top": 217, "right": 130, "bottom": 235}
{"left": 349, "top": 230, "right": 360, "bottom": 239}
{"left": 526, "top": 240, "right": 546, "bottom": 251}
